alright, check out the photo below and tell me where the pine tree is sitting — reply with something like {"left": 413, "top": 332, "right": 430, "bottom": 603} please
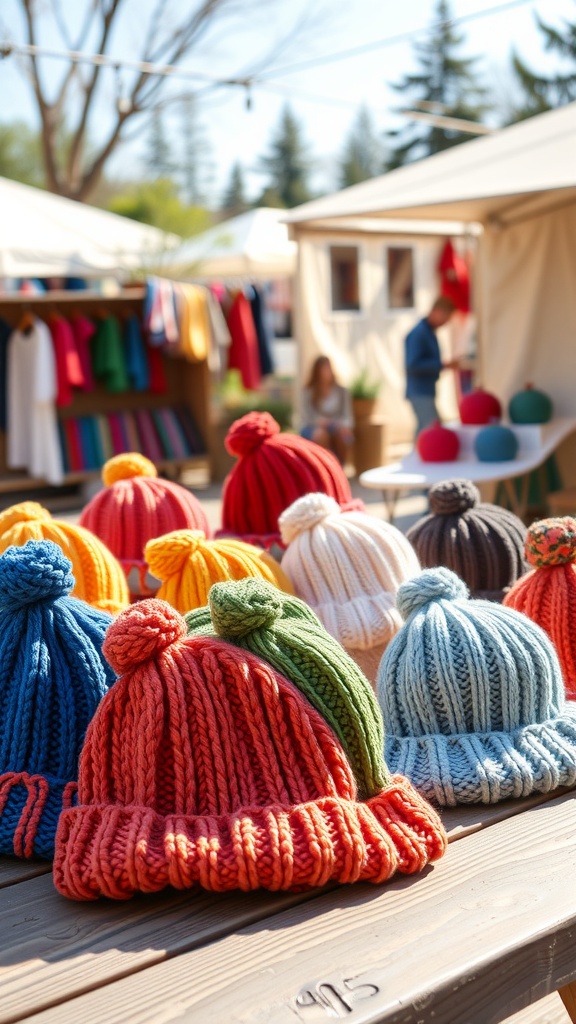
{"left": 146, "top": 108, "right": 176, "bottom": 178}
{"left": 339, "top": 106, "right": 382, "bottom": 188}
{"left": 220, "top": 162, "right": 249, "bottom": 215}
{"left": 386, "top": 0, "right": 490, "bottom": 169}
{"left": 511, "top": 12, "right": 576, "bottom": 121}
{"left": 257, "top": 105, "right": 313, "bottom": 208}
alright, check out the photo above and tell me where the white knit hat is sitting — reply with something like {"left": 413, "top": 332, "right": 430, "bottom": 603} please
{"left": 279, "top": 493, "right": 420, "bottom": 652}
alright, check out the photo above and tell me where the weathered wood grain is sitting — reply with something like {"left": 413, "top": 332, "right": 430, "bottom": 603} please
{"left": 0, "top": 860, "right": 50, "bottom": 891}
{"left": 15, "top": 791, "right": 576, "bottom": 1024}
{"left": 440, "top": 786, "right": 574, "bottom": 840}
{"left": 504, "top": 993, "right": 571, "bottom": 1023}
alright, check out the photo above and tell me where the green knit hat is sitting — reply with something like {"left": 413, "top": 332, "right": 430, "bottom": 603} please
{"left": 185, "top": 578, "right": 388, "bottom": 797}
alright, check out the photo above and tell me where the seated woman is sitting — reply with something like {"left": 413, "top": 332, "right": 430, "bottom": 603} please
{"left": 301, "top": 356, "right": 353, "bottom": 464}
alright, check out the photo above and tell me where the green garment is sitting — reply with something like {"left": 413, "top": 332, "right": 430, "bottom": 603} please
{"left": 185, "top": 577, "right": 388, "bottom": 799}
{"left": 92, "top": 316, "right": 130, "bottom": 393}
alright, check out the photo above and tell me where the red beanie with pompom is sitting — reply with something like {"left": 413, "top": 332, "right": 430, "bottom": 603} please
{"left": 504, "top": 516, "right": 576, "bottom": 698}
{"left": 221, "top": 412, "right": 359, "bottom": 548}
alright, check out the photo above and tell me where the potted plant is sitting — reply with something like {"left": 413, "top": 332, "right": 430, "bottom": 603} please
{"left": 351, "top": 370, "right": 380, "bottom": 423}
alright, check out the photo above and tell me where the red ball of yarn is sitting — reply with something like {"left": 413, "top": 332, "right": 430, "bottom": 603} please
{"left": 417, "top": 422, "right": 460, "bottom": 463}
{"left": 459, "top": 388, "right": 502, "bottom": 425}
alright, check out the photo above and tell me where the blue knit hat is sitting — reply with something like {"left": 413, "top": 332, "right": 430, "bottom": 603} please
{"left": 0, "top": 540, "right": 115, "bottom": 858}
{"left": 378, "top": 567, "right": 576, "bottom": 806}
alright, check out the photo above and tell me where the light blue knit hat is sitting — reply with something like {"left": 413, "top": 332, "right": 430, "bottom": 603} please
{"left": 378, "top": 567, "right": 576, "bottom": 806}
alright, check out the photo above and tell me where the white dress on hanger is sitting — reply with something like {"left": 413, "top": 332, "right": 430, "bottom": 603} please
{"left": 7, "top": 318, "right": 64, "bottom": 485}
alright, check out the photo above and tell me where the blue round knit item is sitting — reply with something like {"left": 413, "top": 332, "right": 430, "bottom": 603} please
{"left": 0, "top": 540, "right": 115, "bottom": 858}
{"left": 378, "top": 567, "right": 576, "bottom": 806}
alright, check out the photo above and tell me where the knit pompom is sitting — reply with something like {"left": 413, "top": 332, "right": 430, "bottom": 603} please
{"left": 525, "top": 517, "right": 576, "bottom": 567}
{"left": 210, "top": 577, "right": 283, "bottom": 638}
{"left": 225, "top": 412, "right": 280, "bottom": 458}
{"left": 396, "top": 567, "right": 468, "bottom": 620}
{"left": 0, "top": 501, "right": 51, "bottom": 532}
{"left": 103, "top": 599, "right": 187, "bottom": 672}
{"left": 102, "top": 453, "right": 158, "bottom": 487}
{"left": 145, "top": 530, "right": 206, "bottom": 579}
{"left": 279, "top": 493, "right": 341, "bottom": 544}
{"left": 429, "top": 479, "right": 480, "bottom": 516}
{"left": 0, "top": 540, "right": 75, "bottom": 609}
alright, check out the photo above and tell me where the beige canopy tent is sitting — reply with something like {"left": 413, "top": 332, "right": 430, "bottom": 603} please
{"left": 286, "top": 104, "right": 576, "bottom": 450}
{"left": 164, "top": 208, "right": 296, "bottom": 280}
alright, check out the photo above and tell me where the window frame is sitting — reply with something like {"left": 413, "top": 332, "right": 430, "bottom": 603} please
{"left": 384, "top": 244, "right": 416, "bottom": 312}
{"left": 327, "top": 243, "right": 364, "bottom": 318}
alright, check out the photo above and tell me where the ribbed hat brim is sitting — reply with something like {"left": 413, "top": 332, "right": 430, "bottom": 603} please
{"left": 385, "top": 708, "right": 576, "bottom": 806}
{"left": 0, "top": 771, "right": 77, "bottom": 859}
{"left": 53, "top": 776, "right": 446, "bottom": 900}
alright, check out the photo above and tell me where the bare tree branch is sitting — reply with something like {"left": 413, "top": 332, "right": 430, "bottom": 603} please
{"left": 21, "top": 0, "right": 60, "bottom": 192}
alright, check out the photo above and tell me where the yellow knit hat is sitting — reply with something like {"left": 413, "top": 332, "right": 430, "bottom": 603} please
{"left": 144, "top": 529, "right": 293, "bottom": 614}
{"left": 0, "top": 502, "right": 129, "bottom": 615}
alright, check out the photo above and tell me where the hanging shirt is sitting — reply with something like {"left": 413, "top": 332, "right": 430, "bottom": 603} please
{"left": 92, "top": 316, "right": 130, "bottom": 393}
{"left": 0, "top": 318, "right": 11, "bottom": 431}
{"left": 124, "top": 315, "right": 150, "bottom": 391}
{"left": 70, "top": 315, "right": 96, "bottom": 391}
{"left": 205, "top": 291, "right": 231, "bottom": 374}
{"left": 49, "top": 315, "right": 85, "bottom": 406}
{"left": 250, "top": 286, "right": 275, "bottom": 377}
{"left": 176, "top": 283, "right": 211, "bottom": 362}
{"left": 7, "top": 318, "right": 64, "bottom": 484}
{"left": 226, "top": 291, "right": 262, "bottom": 391}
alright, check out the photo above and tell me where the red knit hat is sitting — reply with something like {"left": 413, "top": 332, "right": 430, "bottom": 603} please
{"left": 53, "top": 599, "right": 446, "bottom": 900}
{"left": 504, "top": 517, "right": 576, "bottom": 699}
{"left": 220, "top": 412, "right": 358, "bottom": 548}
{"left": 79, "top": 453, "right": 210, "bottom": 597}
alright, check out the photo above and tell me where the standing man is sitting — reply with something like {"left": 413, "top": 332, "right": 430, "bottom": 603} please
{"left": 404, "top": 296, "right": 458, "bottom": 435}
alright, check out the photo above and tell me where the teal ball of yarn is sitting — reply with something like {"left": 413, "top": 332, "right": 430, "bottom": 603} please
{"left": 474, "top": 425, "right": 519, "bottom": 463}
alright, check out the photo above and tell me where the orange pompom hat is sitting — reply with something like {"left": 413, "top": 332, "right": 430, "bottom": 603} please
{"left": 53, "top": 598, "right": 446, "bottom": 901}
{"left": 221, "top": 412, "right": 360, "bottom": 548}
{"left": 504, "top": 516, "right": 576, "bottom": 699}
{"left": 144, "top": 529, "right": 293, "bottom": 614}
{"left": 0, "top": 501, "right": 129, "bottom": 614}
{"left": 79, "top": 453, "right": 210, "bottom": 597}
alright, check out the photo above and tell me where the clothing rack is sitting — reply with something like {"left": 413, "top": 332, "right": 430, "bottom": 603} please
{"left": 0, "top": 288, "right": 214, "bottom": 493}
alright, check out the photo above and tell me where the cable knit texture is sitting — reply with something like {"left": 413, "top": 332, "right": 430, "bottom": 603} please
{"left": 79, "top": 453, "right": 210, "bottom": 597}
{"left": 378, "top": 567, "right": 576, "bottom": 806}
{"left": 144, "top": 529, "right": 293, "bottom": 614}
{"left": 186, "top": 577, "right": 386, "bottom": 797}
{"left": 0, "top": 540, "right": 115, "bottom": 858}
{"left": 54, "top": 598, "right": 446, "bottom": 901}
{"left": 407, "top": 478, "right": 528, "bottom": 601}
{"left": 221, "top": 412, "right": 358, "bottom": 548}
{"left": 0, "top": 501, "right": 129, "bottom": 614}
{"left": 504, "top": 517, "right": 576, "bottom": 699}
{"left": 279, "top": 494, "right": 420, "bottom": 672}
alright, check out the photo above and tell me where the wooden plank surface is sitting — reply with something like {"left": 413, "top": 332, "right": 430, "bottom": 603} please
{"left": 504, "top": 993, "right": 571, "bottom": 1024}
{"left": 440, "top": 786, "right": 574, "bottom": 840}
{"left": 0, "top": 860, "right": 50, "bottom": 891}
{"left": 15, "top": 791, "right": 576, "bottom": 1024}
{"left": 1, "top": 787, "right": 560, "bottom": 1021}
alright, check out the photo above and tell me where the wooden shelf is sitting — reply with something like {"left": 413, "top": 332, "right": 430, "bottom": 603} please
{"left": 0, "top": 288, "right": 146, "bottom": 304}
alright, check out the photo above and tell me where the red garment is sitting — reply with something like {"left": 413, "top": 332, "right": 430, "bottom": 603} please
{"left": 49, "top": 316, "right": 84, "bottom": 406}
{"left": 438, "top": 240, "right": 471, "bottom": 314}
{"left": 147, "top": 344, "right": 168, "bottom": 394}
{"left": 226, "top": 292, "right": 261, "bottom": 391}
{"left": 64, "top": 419, "right": 84, "bottom": 472}
{"left": 70, "top": 315, "right": 96, "bottom": 391}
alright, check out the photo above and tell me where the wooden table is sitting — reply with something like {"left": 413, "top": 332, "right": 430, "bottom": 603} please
{"left": 1, "top": 787, "right": 576, "bottom": 1023}
{"left": 359, "top": 417, "right": 576, "bottom": 521}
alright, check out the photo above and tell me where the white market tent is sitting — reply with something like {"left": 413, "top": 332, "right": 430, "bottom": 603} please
{"left": 0, "top": 176, "right": 175, "bottom": 279}
{"left": 165, "top": 207, "right": 297, "bottom": 280}
{"left": 286, "top": 103, "right": 576, "bottom": 452}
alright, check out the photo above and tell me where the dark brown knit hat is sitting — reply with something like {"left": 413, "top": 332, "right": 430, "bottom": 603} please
{"left": 406, "top": 479, "right": 528, "bottom": 602}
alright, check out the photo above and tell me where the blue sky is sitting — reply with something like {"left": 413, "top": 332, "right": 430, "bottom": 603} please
{"left": 0, "top": 0, "right": 574, "bottom": 204}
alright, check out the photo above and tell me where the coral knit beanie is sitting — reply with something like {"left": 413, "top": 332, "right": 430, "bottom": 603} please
{"left": 54, "top": 598, "right": 446, "bottom": 900}
{"left": 504, "top": 517, "right": 576, "bottom": 700}
{"left": 220, "top": 412, "right": 357, "bottom": 548}
{"left": 378, "top": 568, "right": 576, "bottom": 806}
{"left": 144, "top": 529, "right": 293, "bottom": 615}
{"left": 186, "top": 577, "right": 385, "bottom": 796}
{"left": 0, "top": 501, "right": 129, "bottom": 615}
{"left": 279, "top": 493, "right": 420, "bottom": 688}
{"left": 79, "top": 453, "right": 210, "bottom": 598}
{"left": 407, "top": 479, "right": 527, "bottom": 601}
{"left": 0, "top": 540, "right": 115, "bottom": 858}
